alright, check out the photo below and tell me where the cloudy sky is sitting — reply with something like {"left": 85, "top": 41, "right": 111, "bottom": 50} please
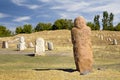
{"left": 0, "top": 0, "right": 120, "bottom": 31}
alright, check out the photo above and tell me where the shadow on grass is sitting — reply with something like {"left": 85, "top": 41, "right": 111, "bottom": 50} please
{"left": 25, "top": 54, "right": 35, "bottom": 57}
{"left": 33, "top": 68, "right": 77, "bottom": 73}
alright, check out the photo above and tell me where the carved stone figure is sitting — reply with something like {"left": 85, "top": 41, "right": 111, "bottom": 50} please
{"left": 71, "top": 16, "right": 93, "bottom": 75}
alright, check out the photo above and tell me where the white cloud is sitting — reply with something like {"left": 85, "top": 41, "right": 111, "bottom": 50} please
{"left": 39, "top": 0, "right": 51, "bottom": 3}
{"left": 0, "top": 13, "right": 10, "bottom": 18}
{"left": 84, "top": 3, "right": 120, "bottom": 14}
{"left": 50, "top": 1, "right": 89, "bottom": 12}
{"left": 11, "top": 0, "right": 26, "bottom": 6}
{"left": 11, "top": 0, "right": 40, "bottom": 9}
{"left": 59, "top": 12, "right": 82, "bottom": 20}
{"left": 53, "top": 0, "right": 120, "bottom": 24}
{"left": 13, "top": 16, "right": 31, "bottom": 22}
{"left": 7, "top": 0, "right": 120, "bottom": 27}
{"left": 80, "top": 1, "right": 120, "bottom": 15}
{"left": 26, "top": 4, "right": 40, "bottom": 9}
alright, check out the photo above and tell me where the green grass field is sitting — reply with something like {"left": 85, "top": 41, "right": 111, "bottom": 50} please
{"left": 0, "top": 45, "right": 120, "bottom": 80}
{"left": 0, "top": 30, "right": 120, "bottom": 80}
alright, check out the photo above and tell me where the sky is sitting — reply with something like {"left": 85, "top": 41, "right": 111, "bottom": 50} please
{"left": 0, "top": 0, "right": 120, "bottom": 31}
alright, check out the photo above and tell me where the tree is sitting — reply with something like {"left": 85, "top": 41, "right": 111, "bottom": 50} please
{"left": 23, "top": 24, "right": 33, "bottom": 33}
{"left": 108, "top": 13, "right": 114, "bottom": 30}
{"left": 66, "top": 19, "right": 74, "bottom": 30}
{"left": 102, "top": 11, "right": 109, "bottom": 30}
{"left": 15, "top": 26, "right": 23, "bottom": 34}
{"left": 0, "top": 25, "right": 11, "bottom": 37}
{"left": 52, "top": 19, "right": 65, "bottom": 30}
{"left": 94, "top": 15, "right": 100, "bottom": 30}
{"left": 102, "top": 11, "right": 114, "bottom": 30}
{"left": 114, "top": 23, "right": 120, "bottom": 31}
{"left": 35, "top": 22, "right": 52, "bottom": 31}
{"left": 87, "top": 22, "right": 95, "bottom": 30}
{"left": 52, "top": 19, "right": 73, "bottom": 30}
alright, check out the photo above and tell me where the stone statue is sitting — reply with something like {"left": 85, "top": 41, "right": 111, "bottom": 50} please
{"left": 71, "top": 16, "right": 93, "bottom": 75}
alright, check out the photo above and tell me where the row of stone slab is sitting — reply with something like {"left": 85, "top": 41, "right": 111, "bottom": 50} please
{"left": 1, "top": 37, "right": 54, "bottom": 56}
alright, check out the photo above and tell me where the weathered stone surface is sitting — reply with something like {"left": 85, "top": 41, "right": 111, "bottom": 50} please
{"left": 20, "top": 36, "right": 25, "bottom": 43}
{"left": 34, "top": 38, "right": 45, "bottom": 56}
{"left": 71, "top": 16, "right": 93, "bottom": 75}
{"left": 47, "top": 42, "right": 54, "bottom": 50}
{"left": 113, "top": 39, "right": 117, "bottom": 45}
{"left": 2, "top": 41, "right": 8, "bottom": 48}
{"left": 17, "top": 36, "right": 26, "bottom": 51}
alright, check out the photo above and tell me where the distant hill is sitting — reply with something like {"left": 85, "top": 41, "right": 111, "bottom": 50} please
{"left": 0, "top": 30, "right": 120, "bottom": 49}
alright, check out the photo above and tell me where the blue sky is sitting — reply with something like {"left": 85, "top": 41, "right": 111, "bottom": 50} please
{"left": 0, "top": 0, "right": 120, "bottom": 31}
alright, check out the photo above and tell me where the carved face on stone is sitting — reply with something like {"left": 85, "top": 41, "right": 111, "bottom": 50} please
{"left": 74, "top": 16, "right": 86, "bottom": 29}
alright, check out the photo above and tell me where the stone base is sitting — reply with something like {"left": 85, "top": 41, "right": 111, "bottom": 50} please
{"left": 34, "top": 53, "right": 46, "bottom": 56}
{"left": 80, "top": 70, "right": 91, "bottom": 75}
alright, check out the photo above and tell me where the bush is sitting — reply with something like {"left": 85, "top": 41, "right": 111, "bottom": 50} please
{"left": 0, "top": 25, "right": 12, "bottom": 37}
{"left": 15, "top": 24, "right": 33, "bottom": 34}
{"left": 35, "top": 22, "right": 52, "bottom": 31}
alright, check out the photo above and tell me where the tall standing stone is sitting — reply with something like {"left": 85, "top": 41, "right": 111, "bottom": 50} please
{"left": 2, "top": 41, "right": 8, "bottom": 48}
{"left": 34, "top": 38, "right": 45, "bottom": 56}
{"left": 71, "top": 16, "right": 93, "bottom": 75}
{"left": 113, "top": 39, "right": 117, "bottom": 45}
{"left": 47, "top": 42, "right": 54, "bottom": 50}
{"left": 17, "top": 36, "right": 26, "bottom": 51}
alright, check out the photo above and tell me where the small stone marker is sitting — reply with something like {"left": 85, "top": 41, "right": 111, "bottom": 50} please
{"left": 113, "top": 39, "right": 117, "bottom": 45}
{"left": 2, "top": 41, "right": 8, "bottom": 48}
{"left": 34, "top": 38, "right": 45, "bottom": 56}
{"left": 17, "top": 36, "right": 26, "bottom": 51}
{"left": 47, "top": 42, "right": 54, "bottom": 50}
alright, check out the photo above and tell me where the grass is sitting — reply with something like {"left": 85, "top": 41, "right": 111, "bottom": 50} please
{"left": 0, "top": 54, "right": 75, "bottom": 70}
{"left": 0, "top": 30, "right": 120, "bottom": 80}
{"left": 0, "top": 48, "right": 120, "bottom": 80}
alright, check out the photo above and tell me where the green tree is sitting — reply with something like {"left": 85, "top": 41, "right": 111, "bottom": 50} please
{"left": 35, "top": 22, "right": 52, "bottom": 31}
{"left": 108, "top": 13, "right": 114, "bottom": 30}
{"left": 52, "top": 19, "right": 73, "bottom": 30}
{"left": 87, "top": 22, "right": 95, "bottom": 30}
{"left": 52, "top": 19, "right": 65, "bottom": 30}
{"left": 15, "top": 26, "right": 23, "bottom": 34}
{"left": 114, "top": 23, "right": 120, "bottom": 31}
{"left": 0, "top": 25, "right": 11, "bottom": 37}
{"left": 23, "top": 24, "right": 33, "bottom": 33}
{"left": 102, "top": 11, "right": 109, "bottom": 30}
{"left": 94, "top": 15, "right": 100, "bottom": 30}
{"left": 66, "top": 19, "right": 74, "bottom": 30}
{"left": 102, "top": 11, "right": 114, "bottom": 30}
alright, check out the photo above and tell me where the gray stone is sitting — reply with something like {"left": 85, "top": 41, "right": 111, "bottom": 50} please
{"left": 2, "top": 41, "right": 8, "bottom": 48}
{"left": 113, "top": 39, "right": 117, "bottom": 45}
{"left": 47, "top": 42, "right": 54, "bottom": 50}
{"left": 17, "top": 36, "right": 26, "bottom": 51}
{"left": 34, "top": 38, "right": 45, "bottom": 56}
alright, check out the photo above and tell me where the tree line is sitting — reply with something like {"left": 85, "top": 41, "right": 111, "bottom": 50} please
{"left": 15, "top": 19, "right": 73, "bottom": 34}
{"left": 1, "top": 11, "right": 120, "bottom": 37}
{"left": 87, "top": 11, "right": 120, "bottom": 31}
